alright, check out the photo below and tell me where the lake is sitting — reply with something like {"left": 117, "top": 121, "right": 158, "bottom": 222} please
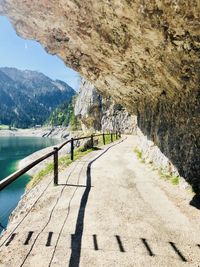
{"left": 0, "top": 136, "right": 60, "bottom": 233}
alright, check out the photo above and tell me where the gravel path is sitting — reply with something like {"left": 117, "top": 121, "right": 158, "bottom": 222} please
{"left": 0, "top": 136, "right": 200, "bottom": 267}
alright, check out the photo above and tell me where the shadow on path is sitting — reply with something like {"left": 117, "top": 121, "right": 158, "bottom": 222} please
{"left": 68, "top": 139, "right": 126, "bottom": 267}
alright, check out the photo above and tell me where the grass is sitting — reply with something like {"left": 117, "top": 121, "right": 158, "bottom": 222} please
{"left": 0, "top": 124, "right": 9, "bottom": 130}
{"left": 158, "top": 168, "right": 179, "bottom": 185}
{"left": 133, "top": 148, "right": 145, "bottom": 163}
{"left": 27, "top": 147, "right": 96, "bottom": 189}
{"left": 134, "top": 148, "right": 142, "bottom": 158}
{"left": 27, "top": 162, "right": 54, "bottom": 189}
{"left": 158, "top": 169, "right": 169, "bottom": 179}
{"left": 170, "top": 175, "right": 179, "bottom": 185}
{"left": 133, "top": 148, "right": 180, "bottom": 187}
{"left": 27, "top": 133, "right": 120, "bottom": 189}
{"left": 97, "top": 133, "right": 118, "bottom": 147}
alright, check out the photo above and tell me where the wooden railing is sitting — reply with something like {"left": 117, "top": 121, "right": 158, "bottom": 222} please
{"left": 0, "top": 132, "right": 121, "bottom": 191}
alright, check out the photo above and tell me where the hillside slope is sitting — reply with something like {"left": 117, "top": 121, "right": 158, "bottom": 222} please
{"left": 0, "top": 67, "right": 75, "bottom": 128}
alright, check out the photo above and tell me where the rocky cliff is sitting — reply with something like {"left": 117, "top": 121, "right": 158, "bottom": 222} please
{"left": 74, "top": 79, "right": 137, "bottom": 134}
{"left": 0, "top": 1, "right": 199, "bottom": 193}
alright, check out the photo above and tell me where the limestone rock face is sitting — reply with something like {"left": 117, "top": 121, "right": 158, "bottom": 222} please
{"left": 137, "top": 90, "right": 200, "bottom": 192}
{"left": 74, "top": 79, "right": 137, "bottom": 134}
{"left": 0, "top": 1, "right": 200, "bottom": 192}
{"left": 74, "top": 79, "right": 102, "bottom": 132}
{"left": 101, "top": 100, "right": 137, "bottom": 134}
{"left": 1, "top": 1, "right": 199, "bottom": 108}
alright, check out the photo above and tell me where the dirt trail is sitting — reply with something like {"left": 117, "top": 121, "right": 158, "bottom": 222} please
{"left": 0, "top": 136, "right": 200, "bottom": 267}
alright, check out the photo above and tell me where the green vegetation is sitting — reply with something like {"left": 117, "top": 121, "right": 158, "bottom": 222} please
{"left": 134, "top": 148, "right": 142, "bottom": 159}
{"left": 158, "top": 168, "right": 166, "bottom": 179}
{"left": 27, "top": 146, "right": 96, "bottom": 189}
{"left": 97, "top": 133, "right": 118, "bottom": 146}
{"left": 27, "top": 162, "right": 54, "bottom": 189}
{"left": 47, "top": 102, "right": 71, "bottom": 126}
{"left": 47, "top": 96, "right": 81, "bottom": 130}
{"left": 170, "top": 175, "right": 179, "bottom": 185}
{"left": 0, "top": 67, "right": 75, "bottom": 128}
{"left": 27, "top": 133, "right": 120, "bottom": 189}
{"left": 0, "top": 124, "right": 9, "bottom": 130}
{"left": 133, "top": 148, "right": 181, "bottom": 186}
{"left": 158, "top": 168, "right": 179, "bottom": 185}
{"left": 67, "top": 97, "right": 81, "bottom": 131}
{"left": 134, "top": 148, "right": 145, "bottom": 163}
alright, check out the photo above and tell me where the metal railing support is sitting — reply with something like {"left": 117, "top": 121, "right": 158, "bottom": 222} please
{"left": 91, "top": 134, "right": 94, "bottom": 147}
{"left": 54, "top": 147, "right": 58, "bottom": 185}
{"left": 70, "top": 138, "right": 74, "bottom": 161}
{"left": 103, "top": 133, "right": 105, "bottom": 145}
{"left": 111, "top": 132, "right": 113, "bottom": 142}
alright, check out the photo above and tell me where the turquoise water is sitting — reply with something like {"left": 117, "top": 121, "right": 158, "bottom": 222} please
{"left": 0, "top": 136, "right": 60, "bottom": 233}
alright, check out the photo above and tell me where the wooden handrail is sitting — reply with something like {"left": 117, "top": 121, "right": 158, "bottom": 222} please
{"left": 0, "top": 132, "right": 120, "bottom": 190}
{"left": 57, "top": 139, "right": 70, "bottom": 150}
{"left": 0, "top": 151, "right": 54, "bottom": 191}
{"left": 56, "top": 133, "right": 106, "bottom": 150}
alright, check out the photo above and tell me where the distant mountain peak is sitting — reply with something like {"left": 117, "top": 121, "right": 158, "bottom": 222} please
{"left": 0, "top": 67, "right": 76, "bottom": 128}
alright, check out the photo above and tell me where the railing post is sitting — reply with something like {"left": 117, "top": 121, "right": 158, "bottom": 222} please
{"left": 54, "top": 147, "right": 58, "bottom": 185}
{"left": 111, "top": 132, "right": 113, "bottom": 142}
{"left": 71, "top": 138, "right": 74, "bottom": 161}
{"left": 103, "top": 133, "right": 105, "bottom": 145}
{"left": 116, "top": 131, "right": 118, "bottom": 140}
{"left": 91, "top": 134, "right": 94, "bottom": 148}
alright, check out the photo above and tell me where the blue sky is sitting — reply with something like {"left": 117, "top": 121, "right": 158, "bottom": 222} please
{"left": 0, "top": 16, "right": 80, "bottom": 90}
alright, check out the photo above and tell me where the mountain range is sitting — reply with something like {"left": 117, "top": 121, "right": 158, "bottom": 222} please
{"left": 0, "top": 67, "right": 76, "bottom": 128}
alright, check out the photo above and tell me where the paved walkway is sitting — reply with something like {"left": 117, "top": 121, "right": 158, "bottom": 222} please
{"left": 0, "top": 136, "right": 200, "bottom": 267}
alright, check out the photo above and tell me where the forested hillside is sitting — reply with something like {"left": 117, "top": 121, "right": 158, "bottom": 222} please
{"left": 0, "top": 67, "right": 75, "bottom": 128}
{"left": 47, "top": 97, "right": 81, "bottom": 130}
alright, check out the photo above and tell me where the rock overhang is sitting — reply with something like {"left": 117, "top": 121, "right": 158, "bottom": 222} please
{"left": 0, "top": 0, "right": 199, "bottom": 113}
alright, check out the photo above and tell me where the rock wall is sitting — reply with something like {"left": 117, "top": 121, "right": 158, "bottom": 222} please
{"left": 0, "top": 1, "right": 200, "bottom": 193}
{"left": 137, "top": 91, "right": 200, "bottom": 193}
{"left": 74, "top": 79, "right": 137, "bottom": 134}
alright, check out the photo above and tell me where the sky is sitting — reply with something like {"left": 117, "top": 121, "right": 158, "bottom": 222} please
{"left": 0, "top": 16, "right": 80, "bottom": 90}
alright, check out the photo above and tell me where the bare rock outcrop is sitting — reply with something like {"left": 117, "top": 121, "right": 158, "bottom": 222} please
{"left": 74, "top": 79, "right": 137, "bottom": 134}
{"left": 0, "top": 1, "right": 199, "bottom": 193}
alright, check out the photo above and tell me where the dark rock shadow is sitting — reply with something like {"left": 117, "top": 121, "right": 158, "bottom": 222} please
{"left": 190, "top": 194, "right": 200, "bottom": 210}
{"left": 136, "top": 90, "right": 200, "bottom": 209}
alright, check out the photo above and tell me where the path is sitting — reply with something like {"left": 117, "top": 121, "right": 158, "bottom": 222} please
{"left": 0, "top": 136, "right": 200, "bottom": 267}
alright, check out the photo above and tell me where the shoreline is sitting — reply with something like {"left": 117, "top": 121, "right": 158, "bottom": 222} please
{"left": 0, "top": 131, "right": 70, "bottom": 235}
{"left": 0, "top": 126, "right": 70, "bottom": 139}
{"left": 0, "top": 129, "right": 86, "bottom": 234}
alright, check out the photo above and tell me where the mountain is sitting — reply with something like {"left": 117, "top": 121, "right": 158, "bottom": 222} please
{"left": 0, "top": 67, "right": 76, "bottom": 128}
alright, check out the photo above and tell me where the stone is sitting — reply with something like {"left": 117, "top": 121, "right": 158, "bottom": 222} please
{"left": 74, "top": 79, "right": 137, "bottom": 134}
